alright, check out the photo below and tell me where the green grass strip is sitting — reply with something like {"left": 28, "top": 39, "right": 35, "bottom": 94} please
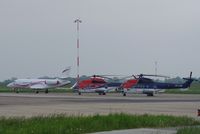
{"left": 0, "top": 113, "right": 199, "bottom": 134}
{"left": 177, "top": 127, "right": 200, "bottom": 134}
{"left": 165, "top": 83, "right": 200, "bottom": 94}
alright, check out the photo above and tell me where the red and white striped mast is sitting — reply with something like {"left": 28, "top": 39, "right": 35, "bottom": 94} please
{"left": 74, "top": 19, "right": 82, "bottom": 88}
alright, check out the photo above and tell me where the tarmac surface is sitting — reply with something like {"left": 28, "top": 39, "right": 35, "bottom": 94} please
{"left": 0, "top": 93, "right": 200, "bottom": 118}
{"left": 91, "top": 128, "right": 177, "bottom": 134}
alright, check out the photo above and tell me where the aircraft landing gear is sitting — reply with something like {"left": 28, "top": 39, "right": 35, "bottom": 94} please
{"left": 147, "top": 93, "right": 154, "bottom": 96}
{"left": 123, "top": 93, "right": 126, "bottom": 96}
{"left": 78, "top": 92, "right": 81, "bottom": 95}
{"left": 36, "top": 91, "right": 39, "bottom": 94}
{"left": 98, "top": 92, "right": 106, "bottom": 95}
{"left": 14, "top": 89, "right": 19, "bottom": 93}
{"left": 45, "top": 89, "right": 48, "bottom": 94}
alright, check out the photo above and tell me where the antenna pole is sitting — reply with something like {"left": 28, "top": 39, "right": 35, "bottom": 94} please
{"left": 74, "top": 19, "right": 82, "bottom": 87}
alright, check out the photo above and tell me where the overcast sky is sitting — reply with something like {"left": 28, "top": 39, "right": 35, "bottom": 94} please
{"left": 0, "top": 0, "right": 200, "bottom": 81}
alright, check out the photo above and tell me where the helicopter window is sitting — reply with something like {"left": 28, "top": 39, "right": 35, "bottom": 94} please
{"left": 92, "top": 80, "right": 105, "bottom": 84}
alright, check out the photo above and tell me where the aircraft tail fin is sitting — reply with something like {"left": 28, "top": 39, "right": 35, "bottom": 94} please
{"left": 182, "top": 72, "right": 195, "bottom": 88}
{"left": 59, "top": 67, "right": 71, "bottom": 79}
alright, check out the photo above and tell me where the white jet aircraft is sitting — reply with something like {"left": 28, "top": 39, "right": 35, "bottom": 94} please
{"left": 7, "top": 67, "right": 71, "bottom": 93}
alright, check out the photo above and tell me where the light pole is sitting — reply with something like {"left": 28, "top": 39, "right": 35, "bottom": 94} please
{"left": 155, "top": 61, "right": 157, "bottom": 76}
{"left": 74, "top": 19, "right": 82, "bottom": 87}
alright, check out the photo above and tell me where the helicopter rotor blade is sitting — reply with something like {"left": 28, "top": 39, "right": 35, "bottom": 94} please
{"left": 91, "top": 75, "right": 124, "bottom": 80}
{"left": 137, "top": 74, "right": 170, "bottom": 78}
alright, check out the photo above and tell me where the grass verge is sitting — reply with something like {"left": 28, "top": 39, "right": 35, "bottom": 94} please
{"left": 0, "top": 113, "right": 199, "bottom": 134}
{"left": 0, "top": 85, "right": 72, "bottom": 93}
{"left": 177, "top": 127, "right": 200, "bottom": 134}
{"left": 165, "top": 83, "right": 200, "bottom": 94}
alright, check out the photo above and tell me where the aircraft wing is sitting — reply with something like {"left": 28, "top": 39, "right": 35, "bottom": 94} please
{"left": 29, "top": 83, "right": 48, "bottom": 89}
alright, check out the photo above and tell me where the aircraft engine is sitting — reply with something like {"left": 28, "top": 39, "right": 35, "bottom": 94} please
{"left": 45, "top": 80, "right": 60, "bottom": 85}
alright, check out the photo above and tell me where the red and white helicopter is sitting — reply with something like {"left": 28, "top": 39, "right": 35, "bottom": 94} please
{"left": 71, "top": 75, "right": 123, "bottom": 95}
